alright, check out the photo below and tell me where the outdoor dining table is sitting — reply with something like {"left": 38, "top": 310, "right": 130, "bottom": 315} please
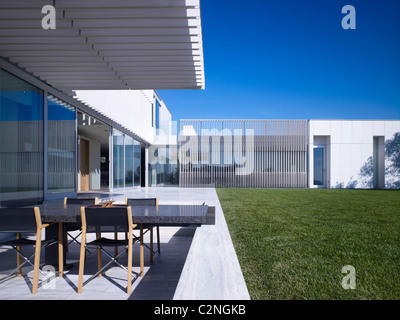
{"left": 34, "top": 202, "right": 211, "bottom": 276}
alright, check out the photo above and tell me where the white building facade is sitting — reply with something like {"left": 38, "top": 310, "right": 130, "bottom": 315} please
{"left": 178, "top": 119, "right": 400, "bottom": 189}
{"left": 309, "top": 120, "right": 399, "bottom": 189}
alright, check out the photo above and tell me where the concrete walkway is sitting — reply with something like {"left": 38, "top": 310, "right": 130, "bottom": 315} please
{"left": 0, "top": 188, "right": 250, "bottom": 300}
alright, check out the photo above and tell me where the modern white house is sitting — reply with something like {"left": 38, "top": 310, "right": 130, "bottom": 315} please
{"left": 0, "top": 0, "right": 204, "bottom": 207}
{"left": 74, "top": 89, "right": 177, "bottom": 189}
{"left": 0, "top": 1, "right": 399, "bottom": 209}
{"left": 178, "top": 119, "right": 400, "bottom": 189}
{"left": 309, "top": 120, "right": 399, "bottom": 189}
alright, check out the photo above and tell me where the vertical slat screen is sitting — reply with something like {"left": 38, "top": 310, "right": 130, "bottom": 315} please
{"left": 179, "top": 120, "right": 309, "bottom": 188}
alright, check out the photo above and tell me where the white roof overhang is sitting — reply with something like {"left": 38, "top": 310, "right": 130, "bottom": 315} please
{"left": 0, "top": 0, "right": 204, "bottom": 90}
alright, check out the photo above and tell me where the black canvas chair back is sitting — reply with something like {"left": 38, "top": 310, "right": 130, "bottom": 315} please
{"left": 65, "top": 197, "right": 98, "bottom": 206}
{"left": 125, "top": 198, "right": 160, "bottom": 263}
{"left": 64, "top": 197, "right": 98, "bottom": 247}
{"left": 0, "top": 208, "right": 37, "bottom": 233}
{"left": 0, "top": 207, "right": 59, "bottom": 294}
{"left": 64, "top": 198, "right": 98, "bottom": 228}
{"left": 83, "top": 206, "right": 130, "bottom": 234}
{"left": 78, "top": 205, "right": 136, "bottom": 294}
{"left": 126, "top": 198, "right": 158, "bottom": 206}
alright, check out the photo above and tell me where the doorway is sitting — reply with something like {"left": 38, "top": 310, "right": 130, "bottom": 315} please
{"left": 77, "top": 111, "right": 110, "bottom": 192}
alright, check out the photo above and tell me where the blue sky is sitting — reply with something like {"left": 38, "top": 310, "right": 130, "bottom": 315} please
{"left": 158, "top": 0, "right": 400, "bottom": 121}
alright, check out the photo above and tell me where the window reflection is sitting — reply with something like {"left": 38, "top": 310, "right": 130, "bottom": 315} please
{"left": 0, "top": 69, "right": 44, "bottom": 206}
{"left": 113, "top": 128, "right": 124, "bottom": 188}
{"left": 112, "top": 128, "right": 141, "bottom": 189}
{"left": 47, "top": 95, "right": 76, "bottom": 193}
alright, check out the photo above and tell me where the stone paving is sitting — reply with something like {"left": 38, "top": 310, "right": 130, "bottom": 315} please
{"left": 0, "top": 188, "right": 250, "bottom": 300}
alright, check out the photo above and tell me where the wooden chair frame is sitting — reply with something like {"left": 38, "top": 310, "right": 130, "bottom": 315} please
{"left": 118, "top": 198, "right": 161, "bottom": 262}
{"left": 0, "top": 207, "right": 60, "bottom": 294}
{"left": 63, "top": 197, "right": 98, "bottom": 252}
{"left": 77, "top": 206, "right": 139, "bottom": 294}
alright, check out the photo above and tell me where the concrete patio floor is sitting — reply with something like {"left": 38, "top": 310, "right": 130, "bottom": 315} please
{"left": 0, "top": 188, "right": 250, "bottom": 300}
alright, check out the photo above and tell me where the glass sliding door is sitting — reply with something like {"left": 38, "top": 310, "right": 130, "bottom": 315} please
{"left": 113, "top": 128, "right": 124, "bottom": 188}
{"left": 124, "top": 135, "right": 134, "bottom": 187}
{"left": 78, "top": 111, "right": 110, "bottom": 191}
{"left": 0, "top": 69, "right": 44, "bottom": 207}
{"left": 111, "top": 129, "right": 141, "bottom": 189}
{"left": 134, "top": 140, "right": 141, "bottom": 186}
{"left": 47, "top": 95, "right": 76, "bottom": 194}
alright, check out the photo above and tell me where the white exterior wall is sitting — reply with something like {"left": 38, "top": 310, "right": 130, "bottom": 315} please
{"left": 74, "top": 90, "right": 155, "bottom": 144}
{"left": 309, "top": 120, "right": 400, "bottom": 189}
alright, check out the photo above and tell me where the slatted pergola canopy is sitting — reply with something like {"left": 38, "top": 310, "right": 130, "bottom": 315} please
{"left": 0, "top": 0, "right": 204, "bottom": 90}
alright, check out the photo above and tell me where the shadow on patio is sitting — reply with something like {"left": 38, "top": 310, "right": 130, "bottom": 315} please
{"left": 0, "top": 226, "right": 195, "bottom": 299}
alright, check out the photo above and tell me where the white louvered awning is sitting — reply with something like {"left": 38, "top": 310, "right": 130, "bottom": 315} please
{"left": 0, "top": 0, "right": 204, "bottom": 90}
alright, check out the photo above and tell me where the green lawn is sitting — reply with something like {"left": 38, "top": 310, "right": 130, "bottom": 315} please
{"left": 217, "top": 188, "right": 400, "bottom": 300}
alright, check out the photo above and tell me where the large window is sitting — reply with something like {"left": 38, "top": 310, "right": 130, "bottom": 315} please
{"left": 125, "top": 135, "right": 134, "bottom": 187}
{"left": 47, "top": 95, "right": 76, "bottom": 194}
{"left": 134, "top": 140, "right": 141, "bottom": 186}
{"left": 0, "top": 69, "right": 44, "bottom": 206}
{"left": 113, "top": 129, "right": 124, "bottom": 188}
{"left": 112, "top": 129, "right": 141, "bottom": 189}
